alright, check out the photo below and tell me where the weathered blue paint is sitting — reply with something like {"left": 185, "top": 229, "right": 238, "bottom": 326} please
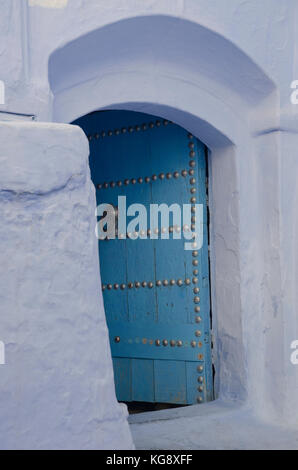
{"left": 75, "top": 110, "right": 212, "bottom": 405}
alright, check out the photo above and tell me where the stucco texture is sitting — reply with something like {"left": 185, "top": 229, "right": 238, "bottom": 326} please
{"left": 0, "top": 121, "right": 134, "bottom": 449}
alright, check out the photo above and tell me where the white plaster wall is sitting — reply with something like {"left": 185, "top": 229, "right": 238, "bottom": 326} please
{"left": 0, "top": 121, "right": 134, "bottom": 449}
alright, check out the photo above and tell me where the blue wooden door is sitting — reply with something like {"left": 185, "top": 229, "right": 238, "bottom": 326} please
{"left": 75, "top": 111, "right": 213, "bottom": 405}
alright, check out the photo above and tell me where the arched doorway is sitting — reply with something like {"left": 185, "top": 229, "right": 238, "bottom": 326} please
{"left": 74, "top": 109, "right": 213, "bottom": 410}
{"left": 49, "top": 13, "right": 277, "bottom": 413}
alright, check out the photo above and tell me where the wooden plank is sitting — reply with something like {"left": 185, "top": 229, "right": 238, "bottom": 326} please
{"left": 131, "top": 358, "right": 154, "bottom": 402}
{"left": 112, "top": 357, "right": 131, "bottom": 402}
{"left": 154, "top": 360, "right": 187, "bottom": 404}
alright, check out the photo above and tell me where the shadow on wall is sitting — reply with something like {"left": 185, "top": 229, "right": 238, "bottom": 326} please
{"left": 48, "top": 15, "right": 276, "bottom": 124}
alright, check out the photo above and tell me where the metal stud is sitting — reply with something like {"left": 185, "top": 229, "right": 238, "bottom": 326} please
{"left": 195, "top": 306, "right": 201, "bottom": 312}
{"left": 110, "top": 181, "right": 116, "bottom": 188}
{"left": 163, "top": 280, "right": 169, "bottom": 286}
{"left": 190, "top": 188, "right": 196, "bottom": 194}
{"left": 197, "top": 365, "right": 204, "bottom": 372}
{"left": 102, "top": 285, "right": 106, "bottom": 291}
{"left": 103, "top": 182, "right": 109, "bottom": 189}
{"left": 198, "top": 376, "right": 204, "bottom": 383}
{"left": 191, "top": 224, "right": 196, "bottom": 231}
{"left": 193, "top": 277, "right": 199, "bottom": 284}
{"left": 88, "top": 135, "right": 92, "bottom": 141}
{"left": 149, "top": 122, "right": 154, "bottom": 129}
{"left": 120, "top": 284, "right": 126, "bottom": 290}
{"left": 135, "top": 281, "right": 141, "bottom": 288}
{"left": 97, "top": 183, "right": 102, "bottom": 190}
{"left": 166, "top": 173, "right": 172, "bottom": 179}
{"left": 156, "top": 120, "right": 161, "bottom": 127}
{"left": 195, "top": 316, "right": 202, "bottom": 323}
{"left": 117, "top": 181, "right": 122, "bottom": 187}
{"left": 188, "top": 133, "right": 193, "bottom": 139}
{"left": 194, "top": 296, "right": 200, "bottom": 303}
{"left": 148, "top": 282, "right": 153, "bottom": 289}
{"left": 155, "top": 339, "right": 161, "bottom": 346}
{"left": 192, "top": 251, "right": 198, "bottom": 257}
{"left": 115, "top": 129, "right": 120, "bottom": 135}
{"left": 128, "top": 282, "right": 134, "bottom": 289}
{"left": 173, "top": 171, "right": 179, "bottom": 179}
{"left": 198, "top": 386, "right": 204, "bottom": 393}
{"left": 152, "top": 174, "right": 157, "bottom": 181}
{"left": 114, "top": 336, "right": 120, "bottom": 343}
{"left": 177, "top": 279, "right": 183, "bottom": 286}
{"left": 197, "top": 397, "right": 203, "bottom": 403}
{"left": 135, "top": 125, "right": 141, "bottom": 132}
{"left": 131, "top": 178, "right": 137, "bottom": 185}
{"left": 189, "top": 142, "right": 195, "bottom": 149}
{"left": 189, "top": 169, "right": 195, "bottom": 176}
{"left": 191, "top": 341, "right": 196, "bottom": 348}
{"left": 189, "top": 160, "right": 196, "bottom": 168}
{"left": 156, "top": 280, "right": 162, "bottom": 287}
{"left": 190, "top": 197, "right": 196, "bottom": 204}
{"left": 181, "top": 170, "right": 188, "bottom": 177}
{"left": 107, "top": 284, "right": 112, "bottom": 290}
{"left": 162, "top": 339, "right": 168, "bottom": 346}
{"left": 128, "top": 126, "right": 134, "bottom": 133}
{"left": 189, "top": 150, "right": 196, "bottom": 158}
{"left": 169, "top": 226, "right": 174, "bottom": 233}
{"left": 159, "top": 173, "right": 165, "bottom": 180}
{"left": 163, "top": 120, "right": 169, "bottom": 126}
{"left": 124, "top": 179, "right": 130, "bottom": 185}
{"left": 95, "top": 133, "right": 100, "bottom": 139}
{"left": 194, "top": 287, "right": 200, "bottom": 295}
{"left": 170, "top": 279, "right": 176, "bottom": 286}
{"left": 195, "top": 330, "right": 202, "bottom": 337}
{"left": 142, "top": 124, "right": 147, "bottom": 131}
{"left": 193, "top": 269, "right": 199, "bottom": 275}
{"left": 142, "top": 281, "right": 147, "bottom": 288}
{"left": 114, "top": 283, "right": 119, "bottom": 290}
{"left": 138, "top": 177, "right": 143, "bottom": 184}
{"left": 185, "top": 278, "right": 191, "bottom": 285}
{"left": 121, "top": 127, "right": 127, "bottom": 134}
{"left": 101, "top": 131, "right": 106, "bottom": 138}
{"left": 170, "top": 340, "right": 176, "bottom": 347}
{"left": 147, "top": 229, "right": 152, "bottom": 236}
{"left": 190, "top": 178, "right": 196, "bottom": 185}
{"left": 108, "top": 130, "right": 113, "bottom": 136}
{"left": 177, "top": 340, "right": 183, "bottom": 347}
{"left": 145, "top": 176, "right": 151, "bottom": 183}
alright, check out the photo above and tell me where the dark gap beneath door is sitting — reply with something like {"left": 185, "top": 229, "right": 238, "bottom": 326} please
{"left": 125, "top": 401, "right": 188, "bottom": 415}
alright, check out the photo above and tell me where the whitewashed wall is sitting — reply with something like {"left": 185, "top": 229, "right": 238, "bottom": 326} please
{"left": 0, "top": 121, "right": 134, "bottom": 449}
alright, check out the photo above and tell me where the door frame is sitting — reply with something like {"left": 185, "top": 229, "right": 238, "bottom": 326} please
{"left": 48, "top": 14, "right": 277, "bottom": 406}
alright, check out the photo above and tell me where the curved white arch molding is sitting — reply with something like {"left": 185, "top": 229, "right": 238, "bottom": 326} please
{"left": 49, "top": 15, "right": 277, "bottom": 143}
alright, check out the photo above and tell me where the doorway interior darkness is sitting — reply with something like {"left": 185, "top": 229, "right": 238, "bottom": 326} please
{"left": 74, "top": 110, "right": 214, "bottom": 413}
